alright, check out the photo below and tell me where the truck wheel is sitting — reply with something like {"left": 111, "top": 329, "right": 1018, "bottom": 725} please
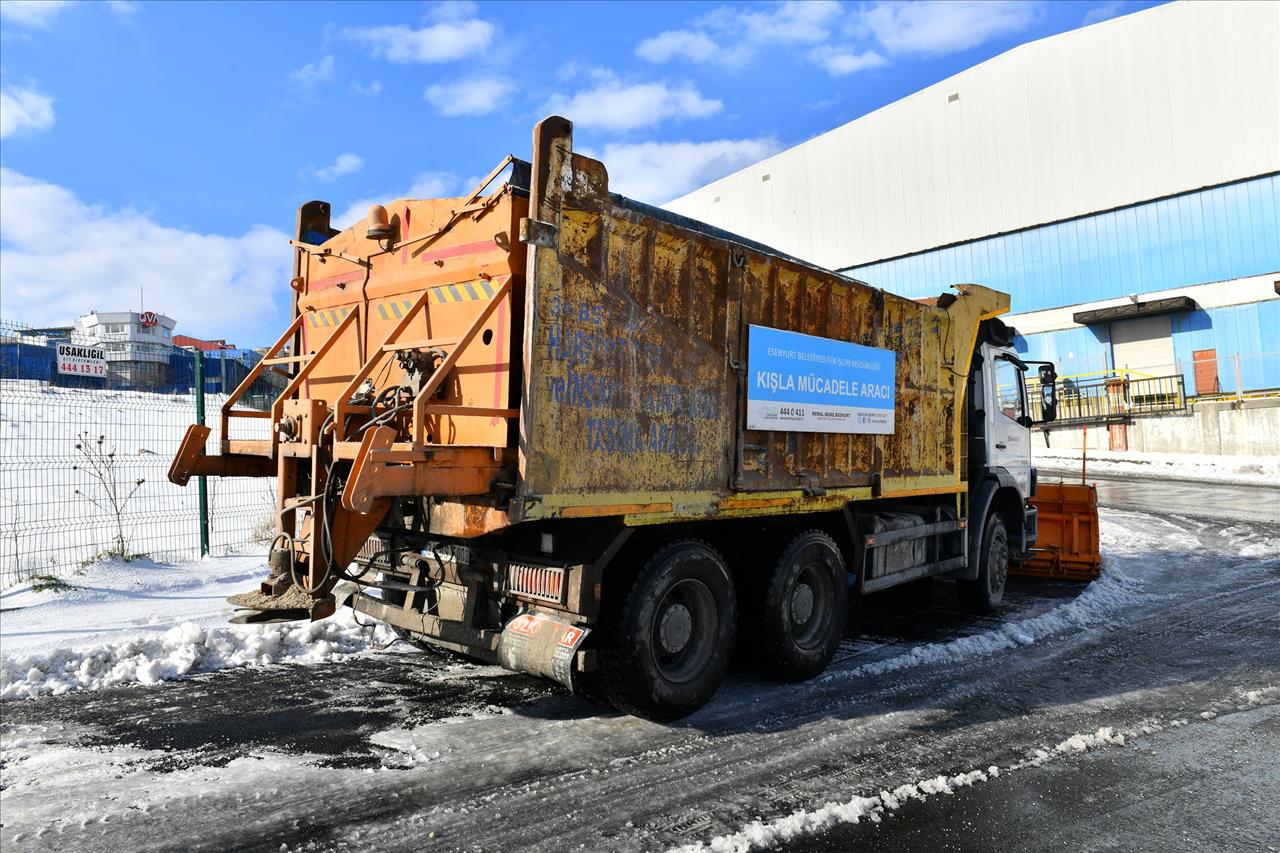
{"left": 761, "top": 530, "right": 847, "bottom": 681}
{"left": 959, "top": 513, "right": 1008, "bottom": 614}
{"left": 600, "top": 540, "right": 736, "bottom": 721}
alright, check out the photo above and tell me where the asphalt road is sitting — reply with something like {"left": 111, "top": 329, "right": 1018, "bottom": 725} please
{"left": 2, "top": 477, "right": 1277, "bottom": 853}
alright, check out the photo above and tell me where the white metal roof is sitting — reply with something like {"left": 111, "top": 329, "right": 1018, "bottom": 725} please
{"left": 663, "top": 0, "right": 1280, "bottom": 271}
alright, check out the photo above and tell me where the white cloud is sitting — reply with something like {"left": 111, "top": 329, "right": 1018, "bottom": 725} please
{"left": 349, "top": 80, "right": 383, "bottom": 96}
{"left": 344, "top": 15, "right": 495, "bottom": 63}
{"left": 428, "top": 1, "right": 480, "bottom": 21}
{"left": 332, "top": 172, "right": 460, "bottom": 230}
{"left": 0, "top": 0, "right": 70, "bottom": 29}
{"left": 591, "top": 138, "right": 781, "bottom": 205}
{"left": 636, "top": 1, "right": 842, "bottom": 68}
{"left": 106, "top": 1, "right": 140, "bottom": 18}
{"left": 1083, "top": 1, "right": 1127, "bottom": 25}
{"left": 635, "top": 30, "right": 723, "bottom": 65}
{"left": 860, "top": 0, "right": 1038, "bottom": 56}
{"left": 727, "top": 0, "right": 843, "bottom": 43}
{"left": 313, "top": 153, "right": 364, "bottom": 182}
{"left": 0, "top": 168, "right": 290, "bottom": 340}
{"left": 811, "top": 46, "right": 888, "bottom": 77}
{"left": 423, "top": 76, "right": 513, "bottom": 117}
{"left": 543, "top": 76, "right": 721, "bottom": 132}
{"left": 290, "top": 55, "right": 336, "bottom": 86}
{"left": 0, "top": 84, "right": 55, "bottom": 139}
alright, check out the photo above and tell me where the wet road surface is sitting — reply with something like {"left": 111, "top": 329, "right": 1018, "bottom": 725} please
{"left": 1042, "top": 471, "right": 1280, "bottom": 524}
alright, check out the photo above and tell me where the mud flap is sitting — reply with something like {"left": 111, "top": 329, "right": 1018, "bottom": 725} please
{"left": 497, "top": 611, "right": 591, "bottom": 691}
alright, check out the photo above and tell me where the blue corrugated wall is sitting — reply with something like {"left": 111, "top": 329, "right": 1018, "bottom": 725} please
{"left": 846, "top": 174, "right": 1280, "bottom": 314}
{"left": 1013, "top": 326, "right": 1112, "bottom": 378}
{"left": 846, "top": 173, "right": 1280, "bottom": 393}
{"left": 1169, "top": 301, "right": 1280, "bottom": 393}
{"left": 1015, "top": 301, "right": 1280, "bottom": 392}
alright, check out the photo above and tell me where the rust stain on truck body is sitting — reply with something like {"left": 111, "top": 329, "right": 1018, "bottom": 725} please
{"left": 515, "top": 120, "right": 1005, "bottom": 526}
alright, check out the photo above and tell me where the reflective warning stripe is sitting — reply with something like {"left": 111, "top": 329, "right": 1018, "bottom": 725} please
{"left": 424, "top": 278, "right": 498, "bottom": 305}
{"left": 363, "top": 278, "right": 507, "bottom": 323}
{"left": 306, "top": 278, "right": 504, "bottom": 329}
{"left": 376, "top": 300, "right": 414, "bottom": 320}
{"left": 306, "top": 307, "right": 351, "bottom": 328}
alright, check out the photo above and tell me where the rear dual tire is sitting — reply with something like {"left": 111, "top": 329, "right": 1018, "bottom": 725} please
{"left": 595, "top": 530, "right": 848, "bottom": 720}
{"left": 760, "top": 530, "right": 847, "bottom": 681}
{"left": 598, "top": 540, "right": 737, "bottom": 721}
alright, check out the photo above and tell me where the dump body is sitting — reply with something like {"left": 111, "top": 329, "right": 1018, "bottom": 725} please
{"left": 232, "top": 118, "right": 1007, "bottom": 544}
{"left": 514, "top": 121, "right": 1006, "bottom": 527}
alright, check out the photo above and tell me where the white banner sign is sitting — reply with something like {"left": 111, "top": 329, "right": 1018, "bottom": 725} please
{"left": 56, "top": 343, "right": 107, "bottom": 377}
{"left": 747, "top": 325, "right": 897, "bottom": 435}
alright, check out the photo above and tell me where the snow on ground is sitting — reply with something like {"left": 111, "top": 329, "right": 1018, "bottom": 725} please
{"left": 0, "top": 506, "right": 1201, "bottom": 702}
{"left": 823, "top": 567, "right": 1144, "bottom": 683}
{"left": 823, "top": 507, "right": 1198, "bottom": 684}
{"left": 0, "top": 553, "right": 392, "bottom": 699}
{"left": 1221, "top": 524, "right": 1280, "bottom": 559}
{"left": 1033, "top": 448, "right": 1280, "bottom": 487}
{"left": 664, "top": 713, "right": 1220, "bottom": 853}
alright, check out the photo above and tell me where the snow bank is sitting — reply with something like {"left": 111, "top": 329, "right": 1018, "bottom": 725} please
{"left": 1221, "top": 525, "right": 1280, "bottom": 559}
{"left": 0, "top": 612, "right": 392, "bottom": 699}
{"left": 675, "top": 685, "right": 1280, "bottom": 853}
{"left": 1020, "top": 727, "right": 1125, "bottom": 767}
{"left": 823, "top": 567, "right": 1146, "bottom": 683}
{"left": 1, "top": 553, "right": 266, "bottom": 657}
{"left": 669, "top": 727, "right": 1127, "bottom": 853}
{"left": 0, "top": 553, "right": 394, "bottom": 698}
{"left": 1034, "top": 448, "right": 1280, "bottom": 487}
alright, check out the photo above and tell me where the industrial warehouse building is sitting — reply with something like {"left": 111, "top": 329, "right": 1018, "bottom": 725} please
{"left": 666, "top": 0, "right": 1279, "bottom": 397}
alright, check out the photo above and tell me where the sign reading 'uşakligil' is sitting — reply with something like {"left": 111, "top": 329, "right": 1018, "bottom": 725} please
{"left": 56, "top": 343, "right": 107, "bottom": 377}
{"left": 746, "top": 324, "right": 896, "bottom": 435}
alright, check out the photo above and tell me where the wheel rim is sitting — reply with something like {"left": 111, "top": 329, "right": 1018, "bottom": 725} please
{"left": 789, "top": 560, "right": 833, "bottom": 651}
{"left": 989, "top": 528, "right": 1008, "bottom": 595}
{"left": 651, "top": 578, "right": 718, "bottom": 684}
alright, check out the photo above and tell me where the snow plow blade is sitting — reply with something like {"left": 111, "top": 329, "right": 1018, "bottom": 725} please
{"left": 1012, "top": 482, "right": 1102, "bottom": 582}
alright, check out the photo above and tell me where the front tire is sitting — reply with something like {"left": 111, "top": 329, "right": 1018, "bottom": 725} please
{"left": 761, "top": 530, "right": 847, "bottom": 681}
{"left": 958, "top": 512, "right": 1008, "bottom": 614}
{"left": 599, "top": 540, "right": 737, "bottom": 721}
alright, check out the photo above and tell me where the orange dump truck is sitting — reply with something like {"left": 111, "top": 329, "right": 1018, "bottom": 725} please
{"left": 170, "top": 116, "right": 1098, "bottom": 719}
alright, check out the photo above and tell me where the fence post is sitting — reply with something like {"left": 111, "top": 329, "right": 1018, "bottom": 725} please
{"left": 194, "top": 350, "right": 210, "bottom": 557}
{"left": 1233, "top": 353, "right": 1244, "bottom": 402}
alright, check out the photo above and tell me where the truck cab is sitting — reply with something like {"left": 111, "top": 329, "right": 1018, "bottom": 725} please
{"left": 959, "top": 318, "right": 1059, "bottom": 612}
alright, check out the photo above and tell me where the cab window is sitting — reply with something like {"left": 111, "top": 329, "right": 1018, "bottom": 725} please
{"left": 995, "top": 358, "right": 1026, "bottom": 422}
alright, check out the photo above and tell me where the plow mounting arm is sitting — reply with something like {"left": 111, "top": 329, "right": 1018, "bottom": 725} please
{"left": 168, "top": 424, "right": 276, "bottom": 486}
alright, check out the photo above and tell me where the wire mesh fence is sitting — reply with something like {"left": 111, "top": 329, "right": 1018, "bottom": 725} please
{"left": 0, "top": 322, "right": 284, "bottom": 586}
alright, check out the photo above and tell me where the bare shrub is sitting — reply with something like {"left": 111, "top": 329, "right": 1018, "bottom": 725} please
{"left": 72, "top": 432, "right": 146, "bottom": 561}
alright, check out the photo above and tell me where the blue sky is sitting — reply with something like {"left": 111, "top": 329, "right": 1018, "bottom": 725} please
{"left": 0, "top": 0, "right": 1165, "bottom": 345}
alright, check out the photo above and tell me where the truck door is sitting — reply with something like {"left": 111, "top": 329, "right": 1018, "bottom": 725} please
{"left": 984, "top": 344, "right": 1033, "bottom": 497}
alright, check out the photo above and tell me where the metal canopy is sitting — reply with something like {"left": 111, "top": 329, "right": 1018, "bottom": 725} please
{"left": 1073, "top": 295, "right": 1197, "bottom": 325}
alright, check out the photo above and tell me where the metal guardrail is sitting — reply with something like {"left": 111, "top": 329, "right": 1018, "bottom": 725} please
{"left": 1028, "top": 373, "right": 1187, "bottom": 425}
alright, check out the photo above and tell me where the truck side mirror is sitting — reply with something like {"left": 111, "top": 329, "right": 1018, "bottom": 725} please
{"left": 1038, "top": 365, "right": 1058, "bottom": 423}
